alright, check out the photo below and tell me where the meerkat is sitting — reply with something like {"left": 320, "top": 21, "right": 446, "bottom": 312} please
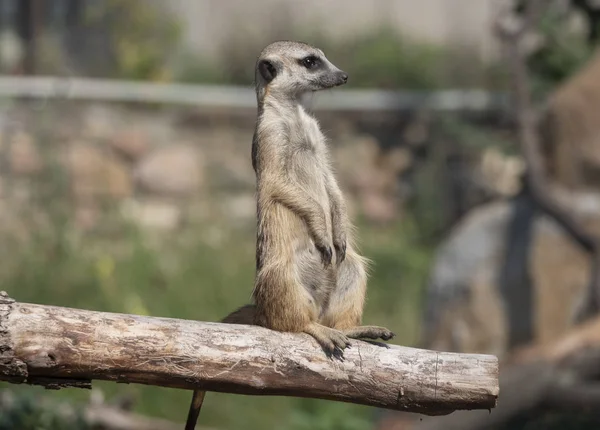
{"left": 185, "top": 41, "right": 394, "bottom": 430}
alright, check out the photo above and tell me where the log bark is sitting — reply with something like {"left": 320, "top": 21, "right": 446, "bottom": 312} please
{"left": 0, "top": 292, "right": 498, "bottom": 415}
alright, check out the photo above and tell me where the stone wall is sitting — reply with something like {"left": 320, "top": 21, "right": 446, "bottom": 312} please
{"left": 0, "top": 97, "right": 525, "bottom": 245}
{"left": 0, "top": 100, "right": 426, "bottom": 236}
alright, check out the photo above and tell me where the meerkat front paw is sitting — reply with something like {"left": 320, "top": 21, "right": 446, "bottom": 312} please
{"left": 333, "top": 232, "right": 346, "bottom": 264}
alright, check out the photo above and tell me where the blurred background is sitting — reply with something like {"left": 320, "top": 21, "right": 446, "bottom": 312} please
{"left": 0, "top": 0, "right": 600, "bottom": 429}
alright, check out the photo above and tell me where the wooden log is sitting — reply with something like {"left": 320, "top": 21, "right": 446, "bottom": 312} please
{"left": 0, "top": 292, "right": 498, "bottom": 415}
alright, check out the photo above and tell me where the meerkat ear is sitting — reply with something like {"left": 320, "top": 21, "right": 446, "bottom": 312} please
{"left": 258, "top": 60, "right": 277, "bottom": 83}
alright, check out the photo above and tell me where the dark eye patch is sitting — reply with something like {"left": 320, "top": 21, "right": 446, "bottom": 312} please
{"left": 300, "top": 55, "right": 321, "bottom": 70}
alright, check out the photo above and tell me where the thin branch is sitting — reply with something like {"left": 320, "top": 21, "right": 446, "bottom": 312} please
{"left": 0, "top": 293, "right": 499, "bottom": 416}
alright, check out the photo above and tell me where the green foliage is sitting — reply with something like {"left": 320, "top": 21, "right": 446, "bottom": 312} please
{"left": 176, "top": 26, "right": 446, "bottom": 89}
{"left": 437, "top": 115, "right": 515, "bottom": 154}
{"left": 175, "top": 57, "right": 229, "bottom": 86}
{"left": 288, "top": 399, "right": 373, "bottom": 430}
{"left": 527, "top": 7, "right": 596, "bottom": 98}
{"left": 85, "top": 0, "right": 182, "bottom": 81}
{"left": 0, "top": 391, "right": 89, "bottom": 430}
{"left": 331, "top": 27, "right": 444, "bottom": 89}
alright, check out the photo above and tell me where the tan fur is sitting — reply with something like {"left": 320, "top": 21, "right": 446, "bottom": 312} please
{"left": 185, "top": 41, "right": 393, "bottom": 430}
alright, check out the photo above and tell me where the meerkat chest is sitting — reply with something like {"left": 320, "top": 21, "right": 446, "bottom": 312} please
{"left": 285, "top": 108, "right": 331, "bottom": 199}
{"left": 293, "top": 106, "right": 325, "bottom": 151}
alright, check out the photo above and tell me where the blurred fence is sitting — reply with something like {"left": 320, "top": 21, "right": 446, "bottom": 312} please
{"left": 0, "top": 75, "right": 509, "bottom": 113}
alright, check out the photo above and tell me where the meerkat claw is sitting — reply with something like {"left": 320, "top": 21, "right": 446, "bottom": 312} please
{"left": 316, "top": 243, "right": 333, "bottom": 266}
{"left": 335, "top": 241, "right": 346, "bottom": 264}
{"left": 381, "top": 330, "right": 395, "bottom": 341}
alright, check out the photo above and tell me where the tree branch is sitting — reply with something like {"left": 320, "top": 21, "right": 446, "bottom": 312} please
{"left": 0, "top": 292, "right": 499, "bottom": 415}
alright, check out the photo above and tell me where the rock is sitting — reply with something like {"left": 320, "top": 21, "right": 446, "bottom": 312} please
{"left": 83, "top": 105, "right": 124, "bottom": 141}
{"left": 194, "top": 129, "right": 255, "bottom": 192}
{"left": 74, "top": 204, "right": 100, "bottom": 231}
{"left": 121, "top": 199, "right": 182, "bottom": 230}
{"left": 109, "top": 128, "right": 150, "bottom": 161}
{"left": 65, "top": 143, "right": 133, "bottom": 199}
{"left": 422, "top": 201, "right": 522, "bottom": 357}
{"left": 334, "top": 135, "right": 380, "bottom": 191}
{"left": 134, "top": 144, "right": 203, "bottom": 196}
{"left": 403, "top": 112, "right": 431, "bottom": 147}
{"left": 207, "top": 161, "right": 255, "bottom": 192}
{"left": 422, "top": 194, "right": 600, "bottom": 359}
{"left": 360, "top": 193, "right": 397, "bottom": 224}
{"left": 337, "top": 136, "right": 407, "bottom": 223}
{"left": 477, "top": 147, "right": 525, "bottom": 197}
{"left": 386, "top": 146, "right": 413, "bottom": 174}
{"left": 9, "top": 131, "right": 43, "bottom": 175}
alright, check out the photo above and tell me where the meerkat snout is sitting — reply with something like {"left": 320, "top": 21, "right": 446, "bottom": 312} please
{"left": 303, "top": 56, "right": 348, "bottom": 90}
{"left": 334, "top": 71, "right": 348, "bottom": 86}
{"left": 314, "top": 69, "right": 347, "bottom": 90}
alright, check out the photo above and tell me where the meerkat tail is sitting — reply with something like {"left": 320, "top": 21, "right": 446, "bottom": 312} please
{"left": 221, "top": 304, "right": 256, "bottom": 324}
{"left": 185, "top": 390, "right": 206, "bottom": 430}
{"left": 183, "top": 304, "right": 255, "bottom": 429}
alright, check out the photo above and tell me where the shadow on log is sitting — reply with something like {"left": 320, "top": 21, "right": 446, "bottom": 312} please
{"left": 0, "top": 292, "right": 498, "bottom": 415}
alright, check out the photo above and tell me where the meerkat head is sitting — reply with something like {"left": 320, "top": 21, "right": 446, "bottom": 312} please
{"left": 254, "top": 40, "right": 348, "bottom": 102}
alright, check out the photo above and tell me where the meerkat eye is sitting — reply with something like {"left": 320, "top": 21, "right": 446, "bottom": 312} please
{"left": 301, "top": 55, "right": 320, "bottom": 70}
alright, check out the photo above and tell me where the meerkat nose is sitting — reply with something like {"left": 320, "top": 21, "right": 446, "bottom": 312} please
{"left": 341, "top": 73, "right": 348, "bottom": 83}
